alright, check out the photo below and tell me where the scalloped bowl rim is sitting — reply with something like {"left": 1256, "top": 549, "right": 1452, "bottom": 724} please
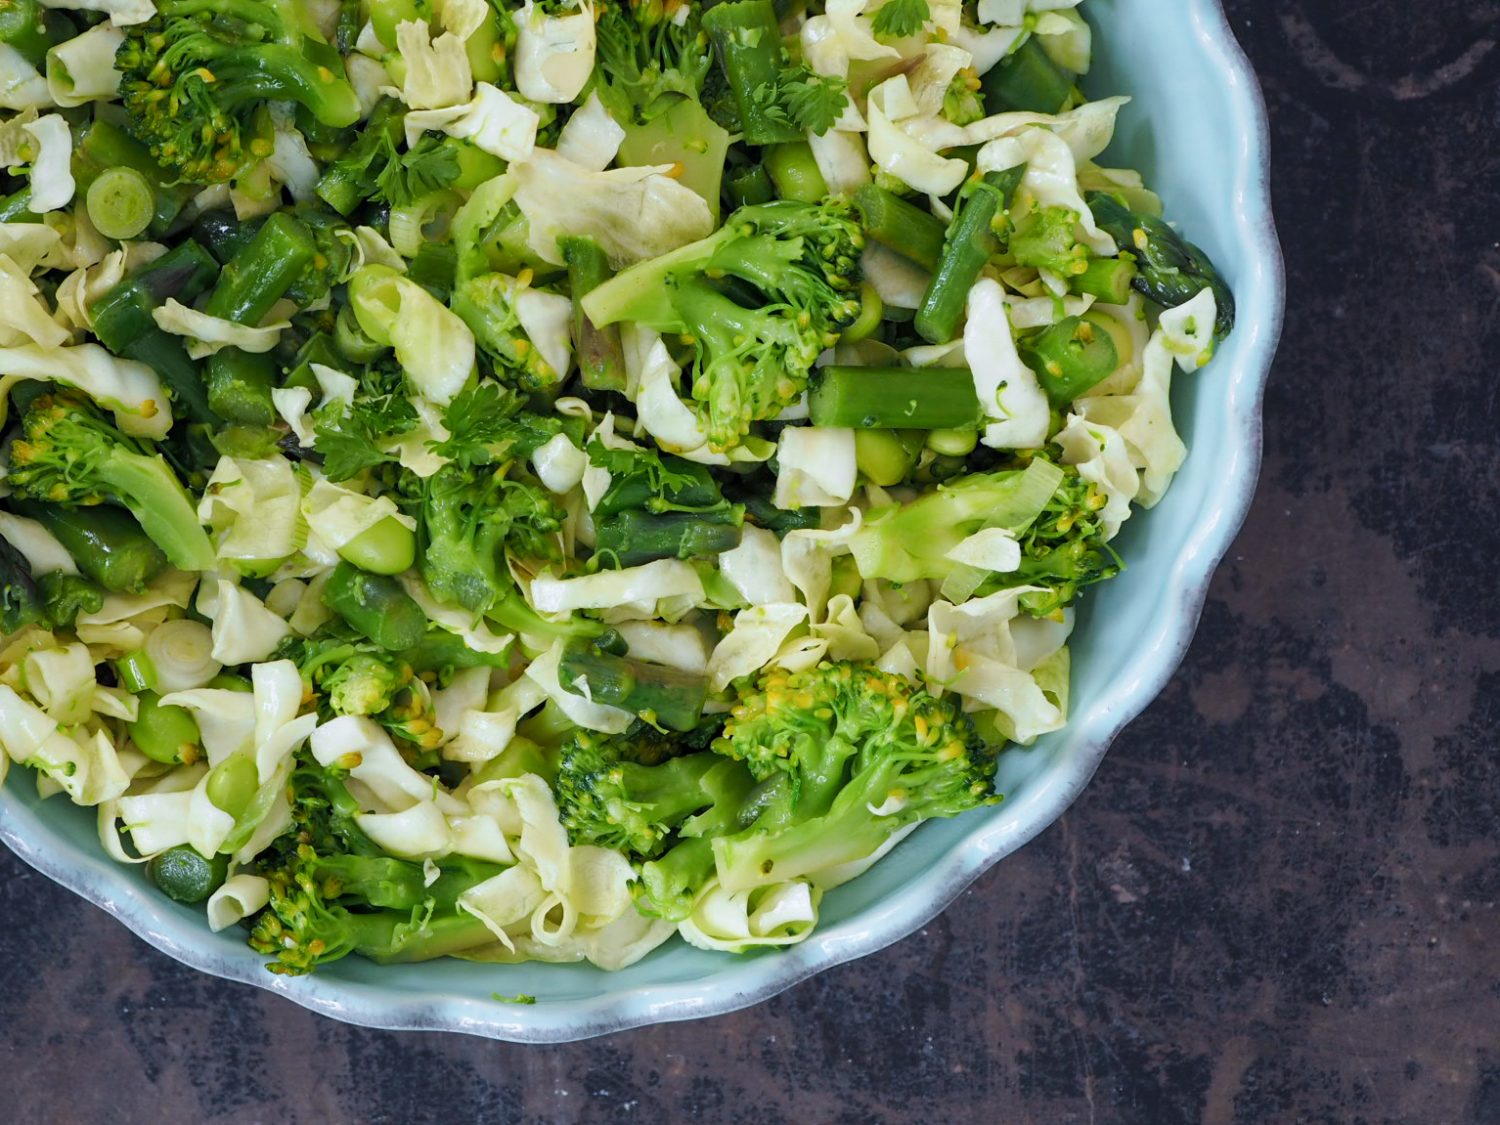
{"left": 0, "top": 0, "right": 1283, "bottom": 1043}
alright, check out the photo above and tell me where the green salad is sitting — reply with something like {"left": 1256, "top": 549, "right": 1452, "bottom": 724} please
{"left": 0, "top": 0, "right": 1232, "bottom": 972}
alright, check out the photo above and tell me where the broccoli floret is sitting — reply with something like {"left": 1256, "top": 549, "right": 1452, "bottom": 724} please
{"left": 556, "top": 726, "right": 753, "bottom": 857}
{"left": 322, "top": 652, "right": 406, "bottom": 716}
{"left": 593, "top": 0, "right": 714, "bottom": 125}
{"left": 116, "top": 0, "right": 361, "bottom": 184}
{"left": 708, "top": 661, "right": 999, "bottom": 891}
{"left": 1010, "top": 205, "right": 1090, "bottom": 278}
{"left": 281, "top": 632, "right": 444, "bottom": 748}
{"left": 451, "top": 274, "right": 569, "bottom": 392}
{"left": 847, "top": 455, "right": 1067, "bottom": 586}
{"left": 413, "top": 463, "right": 603, "bottom": 643}
{"left": 582, "top": 199, "right": 865, "bottom": 451}
{"left": 942, "top": 68, "right": 986, "bottom": 126}
{"left": 6, "top": 393, "right": 215, "bottom": 573}
{"left": 417, "top": 463, "right": 562, "bottom": 612}
{"left": 247, "top": 763, "right": 500, "bottom": 973}
{"left": 1003, "top": 461, "right": 1122, "bottom": 616}
{"left": 594, "top": 0, "right": 707, "bottom": 111}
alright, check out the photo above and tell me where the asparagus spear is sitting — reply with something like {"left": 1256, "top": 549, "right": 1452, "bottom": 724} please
{"left": 702, "top": 0, "right": 804, "bottom": 146}
{"left": 559, "top": 235, "right": 627, "bottom": 393}
{"left": 914, "top": 165, "right": 1027, "bottom": 345}
{"left": 558, "top": 647, "right": 709, "bottom": 732}
{"left": 1087, "top": 191, "right": 1236, "bottom": 339}
{"left": 594, "top": 510, "right": 744, "bottom": 568}
{"left": 202, "top": 213, "right": 318, "bottom": 424}
{"left": 853, "top": 184, "right": 948, "bottom": 272}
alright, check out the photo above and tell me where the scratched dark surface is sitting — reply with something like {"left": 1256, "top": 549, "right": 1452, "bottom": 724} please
{"left": 4, "top": 3, "right": 1498, "bottom": 1123}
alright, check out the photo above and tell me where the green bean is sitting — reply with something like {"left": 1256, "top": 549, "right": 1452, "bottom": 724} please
{"left": 1018, "top": 312, "right": 1120, "bottom": 404}
{"left": 810, "top": 366, "right": 982, "bottom": 430}
{"left": 980, "top": 35, "right": 1077, "bottom": 114}
{"left": 10, "top": 500, "right": 167, "bottom": 593}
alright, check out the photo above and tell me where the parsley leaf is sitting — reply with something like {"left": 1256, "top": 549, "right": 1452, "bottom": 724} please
{"left": 750, "top": 68, "right": 848, "bottom": 136}
{"left": 375, "top": 134, "right": 461, "bottom": 207}
{"left": 429, "top": 381, "right": 568, "bottom": 468}
{"left": 871, "top": 0, "right": 930, "bottom": 39}
{"left": 312, "top": 368, "right": 419, "bottom": 481}
{"left": 779, "top": 70, "right": 849, "bottom": 135}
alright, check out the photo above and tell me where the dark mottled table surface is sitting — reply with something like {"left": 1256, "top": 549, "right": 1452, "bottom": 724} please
{"left": 4, "top": 2, "right": 1497, "bottom": 1122}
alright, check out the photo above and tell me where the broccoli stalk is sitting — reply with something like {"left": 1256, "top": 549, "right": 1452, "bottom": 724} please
{"left": 116, "top": 0, "right": 361, "bottom": 184}
{"left": 6, "top": 393, "right": 215, "bottom": 573}
{"left": 582, "top": 200, "right": 864, "bottom": 450}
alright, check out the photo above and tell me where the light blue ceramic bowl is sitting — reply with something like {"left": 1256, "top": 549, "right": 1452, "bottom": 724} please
{"left": 0, "top": 0, "right": 1283, "bottom": 1042}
